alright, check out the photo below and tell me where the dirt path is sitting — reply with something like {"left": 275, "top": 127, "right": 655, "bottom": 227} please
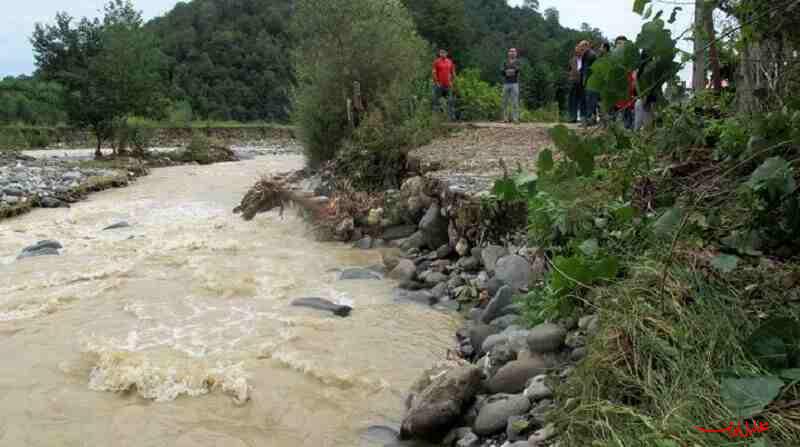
{"left": 409, "top": 121, "right": 575, "bottom": 195}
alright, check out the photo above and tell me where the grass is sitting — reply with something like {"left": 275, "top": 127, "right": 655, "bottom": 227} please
{"left": 553, "top": 255, "right": 800, "bottom": 446}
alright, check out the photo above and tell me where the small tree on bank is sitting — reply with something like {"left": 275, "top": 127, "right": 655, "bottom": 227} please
{"left": 292, "top": 0, "right": 428, "bottom": 166}
{"left": 31, "top": 0, "right": 164, "bottom": 158}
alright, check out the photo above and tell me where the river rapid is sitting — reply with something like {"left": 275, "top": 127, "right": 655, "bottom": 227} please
{"left": 0, "top": 152, "right": 458, "bottom": 446}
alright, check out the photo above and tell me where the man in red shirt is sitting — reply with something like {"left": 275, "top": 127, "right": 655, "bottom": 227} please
{"left": 432, "top": 49, "right": 456, "bottom": 120}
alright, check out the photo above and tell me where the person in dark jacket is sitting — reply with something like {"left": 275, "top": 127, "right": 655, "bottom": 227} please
{"left": 566, "top": 45, "right": 582, "bottom": 123}
{"left": 500, "top": 48, "right": 521, "bottom": 123}
{"left": 578, "top": 40, "right": 599, "bottom": 127}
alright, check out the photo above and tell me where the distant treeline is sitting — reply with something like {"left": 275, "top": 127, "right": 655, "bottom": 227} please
{"left": 2, "top": 0, "right": 604, "bottom": 125}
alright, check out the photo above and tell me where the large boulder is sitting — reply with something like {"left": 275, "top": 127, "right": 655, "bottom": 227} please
{"left": 401, "top": 231, "right": 427, "bottom": 251}
{"left": 481, "top": 245, "right": 508, "bottom": 273}
{"left": 526, "top": 323, "right": 567, "bottom": 354}
{"left": 468, "top": 324, "right": 499, "bottom": 355}
{"left": 419, "top": 204, "right": 449, "bottom": 250}
{"left": 400, "top": 364, "right": 483, "bottom": 442}
{"left": 473, "top": 395, "right": 531, "bottom": 436}
{"left": 383, "top": 224, "right": 419, "bottom": 241}
{"left": 494, "top": 255, "right": 531, "bottom": 291}
{"left": 480, "top": 285, "right": 515, "bottom": 324}
{"left": 485, "top": 358, "right": 549, "bottom": 394}
{"left": 389, "top": 259, "right": 418, "bottom": 281}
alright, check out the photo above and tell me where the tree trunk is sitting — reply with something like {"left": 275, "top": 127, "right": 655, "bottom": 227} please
{"left": 706, "top": 5, "right": 722, "bottom": 92}
{"left": 692, "top": 0, "right": 707, "bottom": 92}
{"left": 94, "top": 131, "right": 103, "bottom": 159}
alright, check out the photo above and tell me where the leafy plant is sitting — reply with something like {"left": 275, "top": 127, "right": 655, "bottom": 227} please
{"left": 453, "top": 68, "right": 502, "bottom": 121}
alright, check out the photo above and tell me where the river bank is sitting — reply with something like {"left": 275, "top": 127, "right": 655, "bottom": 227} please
{"left": 1, "top": 149, "right": 462, "bottom": 446}
{"left": 0, "top": 141, "right": 301, "bottom": 221}
{"left": 236, "top": 123, "right": 580, "bottom": 446}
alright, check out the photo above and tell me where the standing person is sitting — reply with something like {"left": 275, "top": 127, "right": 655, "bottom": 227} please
{"left": 501, "top": 48, "right": 521, "bottom": 124}
{"left": 578, "top": 40, "right": 599, "bottom": 127}
{"left": 567, "top": 45, "right": 582, "bottom": 123}
{"left": 432, "top": 48, "right": 456, "bottom": 120}
{"left": 611, "top": 36, "right": 636, "bottom": 129}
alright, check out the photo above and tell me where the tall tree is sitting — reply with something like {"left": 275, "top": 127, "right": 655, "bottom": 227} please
{"left": 692, "top": 0, "right": 708, "bottom": 91}
{"left": 32, "top": 0, "right": 164, "bottom": 158}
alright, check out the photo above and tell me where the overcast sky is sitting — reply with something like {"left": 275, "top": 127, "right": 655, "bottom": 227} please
{"left": 1, "top": 0, "right": 693, "bottom": 80}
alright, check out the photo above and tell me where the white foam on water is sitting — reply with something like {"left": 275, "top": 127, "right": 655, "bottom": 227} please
{"left": 83, "top": 345, "right": 251, "bottom": 404}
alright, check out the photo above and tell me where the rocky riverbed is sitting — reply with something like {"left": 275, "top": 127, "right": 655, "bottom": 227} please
{"left": 238, "top": 164, "right": 596, "bottom": 447}
{"left": 0, "top": 142, "right": 302, "bottom": 220}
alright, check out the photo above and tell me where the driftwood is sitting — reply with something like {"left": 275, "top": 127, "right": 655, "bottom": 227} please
{"left": 233, "top": 174, "right": 331, "bottom": 221}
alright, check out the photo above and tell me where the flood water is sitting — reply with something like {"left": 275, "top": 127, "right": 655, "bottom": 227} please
{"left": 0, "top": 152, "right": 458, "bottom": 446}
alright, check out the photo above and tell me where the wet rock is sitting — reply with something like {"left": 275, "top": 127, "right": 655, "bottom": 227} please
{"left": 487, "top": 342, "right": 517, "bottom": 376}
{"left": 61, "top": 171, "right": 82, "bottom": 181}
{"left": 381, "top": 248, "right": 405, "bottom": 270}
{"left": 524, "top": 375, "right": 552, "bottom": 401}
{"left": 401, "top": 231, "right": 427, "bottom": 251}
{"left": 339, "top": 268, "right": 383, "bottom": 280}
{"left": 486, "top": 358, "right": 550, "bottom": 394}
{"left": 395, "top": 289, "right": 437, "bottom": 306}
{"left": 436, "top": 244, "right": 452, "bottom": 259}
{"left": 390, "top": 259, "right": 417, "bottom": 282}
{"left": 473, "top": 394, "right": 531, "bottom": 436}
{"left": 103, "top": 221, "right": 131, "bottom": 231}
{"left": 468, "top": 324, "right": 499, "bottom": 356}
{"left": 39, "top": 197, "right": 65, "bottom": 208}
{"left": 354, "top": 236, "right": 373, "bottom": 250}
{"left": 475, "top": 271, "right": 489, "bottom": 290}
{"left": 526, "top": 323, "right": 567, "bottom": 354}
{"left": 400, "top": 364, "right": 483, "bottom": 442}
{"left": 431, "top": 282, "right": 449, "bottom": 299}
{"left": 442, "top": 427, "right": 473, "bottom": 447}
{"left": 384, "top": 224, "right": 419, "bottom": 241}
{"left": 17, "top": 240, "right": 62, "bottom": 260}
{"left": 291, "top": 297, "right": 352, "bottom": 317}
{"left": 481, "top": 286, "right": 515, "bottom": 324}
{"left": 419, "top": 204, "right": 449, "bottom": 250}
{"left": 400, "top": 280, "right": 430, "bottom": 291}
{"left": 565, "top": 332, "right": 586, "bottom": 350}
{"left": 482, "top": 329, "right": 529, "bottom": 357}
{"left": 456, "top": 256, "right": 480, "bottom": 272}
{"left": 486, "top": 277, "right": 506, "bottom": 298}
{"left": 495, "top": 255, "right": 531, "bottom": 291}
{"left": 361, "top": 424, "right": 400, "bottom": 445}
{"left": 481, "top": 245, "right": 508, "bottom": 273}
{"left": 570, "top": 347, "right": 587, "bottom": 362}
{"left": 490, "top": 314, "right": 521, "bottom": 331}
{"left": 528, "top": 423, "right": 556, "bottom": 445}
{"left": 423, "top": 271, "right": 449, "bottom": 285}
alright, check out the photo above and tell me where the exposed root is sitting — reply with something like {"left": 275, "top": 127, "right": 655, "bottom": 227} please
{"left": 233, "top": 174, "right": 332, "bottom": 221}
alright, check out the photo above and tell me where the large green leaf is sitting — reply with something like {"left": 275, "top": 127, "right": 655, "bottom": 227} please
{"left": 721, "top": 230, "right": 763, "bottom": 256}
{"left": 746, "top": 157, "right": 797, "bottom": 202}
{"left": 746, "top": 318, "right": 800, "bottom": 371}
{"left": 579, "top": 239, "right": 599, "bottom": 257}
{"left": 653, "top": 207, "right": 684, "bottom": 237}
{"left": 720, "top": 376, "right": 784, "bottom": 418}
{"left": 547, "top": 125, "right": 595, "bottom": 176}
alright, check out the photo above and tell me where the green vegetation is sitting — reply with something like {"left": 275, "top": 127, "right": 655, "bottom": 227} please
{"left": 32, "top": 0, "right": 166, "bottom": 157}
{"left": 0, "top": 76, "right": 66, "bottom": 125}
{"left": 292, "top": 0, "right": 428, "bottom": 170}
{"left": 486, "top": 3, "right": 800, "bottom": 445}
{"left": 147, "top": 0, "right": 293, "bottom": 122}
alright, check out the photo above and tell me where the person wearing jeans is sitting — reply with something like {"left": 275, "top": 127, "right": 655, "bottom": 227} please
{"left": 578, "top": 41, "right": 598, "bottom": 127}
{"left": 567, "top": 45, "right": 581, "bottom": 123}
{"left": 501, "top": 48, "right": 521, "bottom": 123}
{"left": 432, "top": 48, "right": 456, "bottom": 120}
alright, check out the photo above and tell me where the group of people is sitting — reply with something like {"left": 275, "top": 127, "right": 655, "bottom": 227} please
{"left": 431, "top": 35, "right": 654, "bottom": 130}
{"left": 568, "top": 36, "right": 653, "bottom": 130}
{"left": 431, "top": 47, "right": 523, "bottom": 123}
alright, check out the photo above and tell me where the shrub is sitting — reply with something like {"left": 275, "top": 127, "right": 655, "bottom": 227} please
{"left": 173, "top": 133, "right": 236, "bottom": 165}
{"left": 292, "top": 0, "right": 428, "bottom": 167}
{"left": 110, "top": 118, "right": 157, "bottom": 156}
{"left": 453, "top": 68, "right": 501, "bottom": 121}
{"left": 25, "top": 129, "right": 51, "bottom": 148}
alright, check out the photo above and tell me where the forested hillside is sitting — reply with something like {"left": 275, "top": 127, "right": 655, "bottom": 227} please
{"left": 146, "top": 0, "right": 294, "bottom": 122}
{"left": 2, "top": 0, "right": 607, "bottom": 126}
